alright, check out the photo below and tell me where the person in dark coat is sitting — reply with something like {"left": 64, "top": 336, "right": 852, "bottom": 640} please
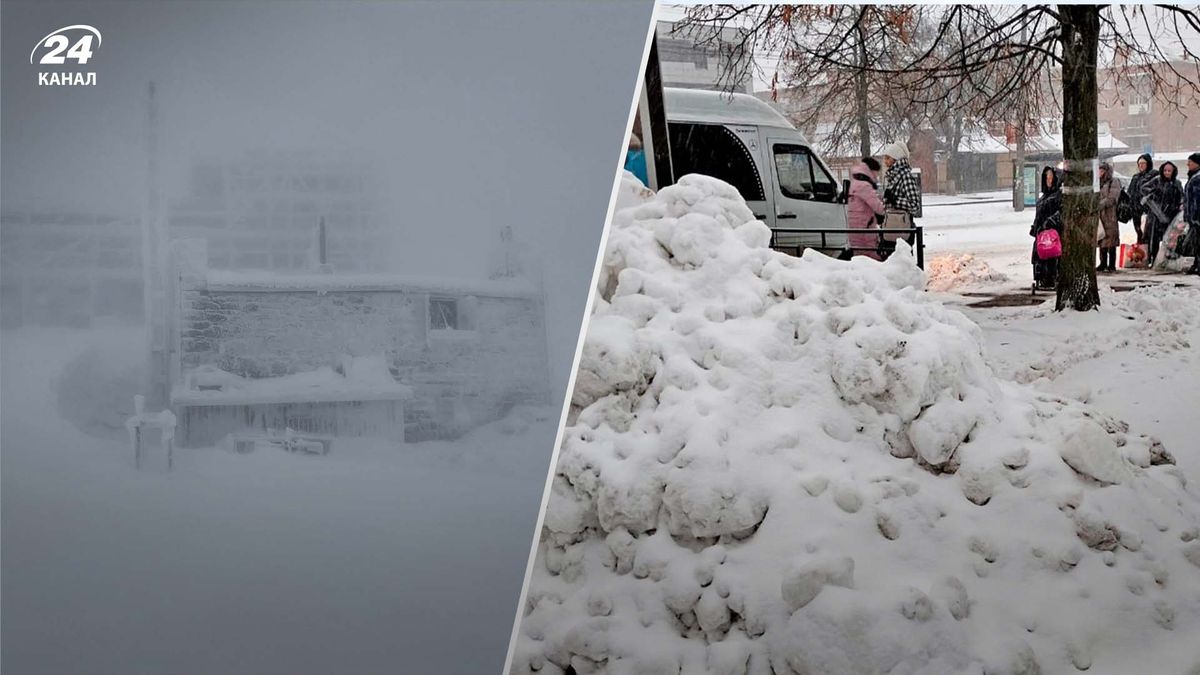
{"left": 1185, "top": 152, "right": 1200, "bottom": 274}
{"left": 1143, "top": 160, "right": 1183, "bottom": 265}
{"left": 1128, "top": 153, "right": 1157, "bottom": 244}
{"left": 1030, "top": 166, "right": 1063, "bottom": 289}
{"left": 1096, "top": 162, "right": 1121, "bottom": 272}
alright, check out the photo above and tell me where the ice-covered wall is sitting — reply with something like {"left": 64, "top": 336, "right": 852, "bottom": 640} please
{"left": 173, "top": 242, "right": 549, "bottom": 439}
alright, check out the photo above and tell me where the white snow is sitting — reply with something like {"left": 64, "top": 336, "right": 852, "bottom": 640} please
{"left": 510, "top": 175, "right": 1200, "bottom": 675}
{"left": 2, "top": 323, "right": 557, "bottom": 673}
{"left": 172, "top": 361, "right": 414, "bottom": 406}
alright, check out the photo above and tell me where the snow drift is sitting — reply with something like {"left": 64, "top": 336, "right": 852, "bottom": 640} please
{"left": 511, "top": 174, "right": 1200, "bottom": 675}
{"left": 926, "top": 254, "right": 1009, "bottom": 292}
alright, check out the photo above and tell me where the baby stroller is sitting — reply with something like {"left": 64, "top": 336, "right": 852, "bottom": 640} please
{"left": 1031, "top": 218, "right": 1062, "bottom": 295}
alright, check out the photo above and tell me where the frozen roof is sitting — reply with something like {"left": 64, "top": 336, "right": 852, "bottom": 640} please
{"left": 958, "top": 128, "right": 1011, "bottom": 154}
{"left": 1022, "top": 119, "right": 1129, "bottom": 154}
{"left": 172, "top": 378, "right": 413, "bottom": 407}
{"left": 205, "top": 270, "right": 539, "bottom": 299}
{"left": 1026, "top": 133, "right": 1129, "bottom": 153}
{"left": 1110, "top": 150, "right": 1194, "bottom": 164}
{"left": 664, "top": 87, "right": 798, "bottom": 131}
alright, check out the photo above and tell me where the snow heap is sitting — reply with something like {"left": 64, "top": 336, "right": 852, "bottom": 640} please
{"left": 991, "top": 283, "right": 1200, "bottom": 385}
{"left": 926, "top": 254, "right": 1009, "bottom": 293}
{"left": 511, "top": 175, "right": 1200, "bottom": 675}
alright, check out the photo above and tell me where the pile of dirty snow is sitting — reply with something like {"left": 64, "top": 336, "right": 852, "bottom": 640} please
{"left": 926, "top": 253, "right": 1009, "bottom": 292}
{"left": 511, "top": 175, "right": 1200, "bottom": 675}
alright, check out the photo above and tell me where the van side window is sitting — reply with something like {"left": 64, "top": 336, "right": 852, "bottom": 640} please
{"left": 773, "top": 144, "right": 838, "bottom": 201}
{"left": 668, "top": 123, "right": 765, "bottom": 201}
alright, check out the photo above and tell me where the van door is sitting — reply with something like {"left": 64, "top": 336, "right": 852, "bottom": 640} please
{"left": 764, "top": 136, "right": 848, "bottom": 252}
{"left": 667, "top": 122, "right": 771, "bottom": 223}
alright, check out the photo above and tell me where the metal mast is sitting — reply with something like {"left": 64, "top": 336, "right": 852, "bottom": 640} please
{"left": 142, "top": 81, "right": 169, "bottom": 407}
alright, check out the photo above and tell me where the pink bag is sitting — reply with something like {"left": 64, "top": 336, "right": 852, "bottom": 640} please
{"left": 1035, "top": 229, "right": 1062, "bottom": 260}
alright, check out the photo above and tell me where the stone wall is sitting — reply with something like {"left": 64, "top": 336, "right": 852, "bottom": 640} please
{"left": 173, "top": 242, "right": 549, "bottom": 439}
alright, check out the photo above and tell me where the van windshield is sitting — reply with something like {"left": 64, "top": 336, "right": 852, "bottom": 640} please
{"left": 772, "top": 144, "right": 837, "bottom": 201}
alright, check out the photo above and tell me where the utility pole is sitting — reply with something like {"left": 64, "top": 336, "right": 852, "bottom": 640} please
{"left": 142, "top": 81, "right": 169, "bottom": 408}
{"left": 1012, "top": 7, "right": 1029, "bottom": 212}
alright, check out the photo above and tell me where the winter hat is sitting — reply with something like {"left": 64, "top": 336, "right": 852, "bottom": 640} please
{"left": 1138, "top": 152, "right": 1153, "bottom": 170}
{"left": 1188, "top": 152, "right": 1200, "bottom": 166}
{"left": 850, "top": 161, "right": 876, "bottom": 181}
{"left": 881, "top": 142, "right": 909, "bottom": 160}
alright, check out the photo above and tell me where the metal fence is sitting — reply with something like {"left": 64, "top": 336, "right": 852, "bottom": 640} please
{"left": 769, "top": 227, "right": 927, "bottom": 269}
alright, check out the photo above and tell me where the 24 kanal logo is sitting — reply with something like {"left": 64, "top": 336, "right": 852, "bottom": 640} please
{"left": 30, "top": 24, "right": 101, "bottom": 86}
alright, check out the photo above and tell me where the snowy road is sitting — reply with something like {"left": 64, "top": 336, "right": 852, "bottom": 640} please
{"left": 920, "top": 193, "right": 1037, "bottom": 281}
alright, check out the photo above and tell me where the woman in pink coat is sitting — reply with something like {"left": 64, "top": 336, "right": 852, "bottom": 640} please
{"left": 846, "top": 157, "right": 887, "bottom": 260}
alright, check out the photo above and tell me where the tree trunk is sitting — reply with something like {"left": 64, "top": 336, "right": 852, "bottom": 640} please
{"left": 855, "top": 21, "right": 871, "bottom": 158}
{"left": 1056, "top": 6, "right": 1101, "bottom": 312}
{"left": 944, "top": 116, "right": 963, "bottom": 196}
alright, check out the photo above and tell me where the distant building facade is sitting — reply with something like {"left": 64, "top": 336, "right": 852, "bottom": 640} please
{"left": 657, "top": 20, "right": 753, "bottom": 94}
{"left": 0, "top": 211, "right": 142, "bottom": 327}
{"left": 169, "top": 147, "right": 393, "bottom": 273}
{"left": 1099, "top": 60, "right": 1200, "bottom": 155}
{"left": 1, "top": 148, "right": 396, "bottom": 328}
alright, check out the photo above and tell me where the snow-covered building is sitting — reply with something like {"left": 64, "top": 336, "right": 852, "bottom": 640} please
{"left": 1017, "top": 118, "right": 1130, "bottom": 162}
{"left": 167, "top": 239, "right": 549, "bottom": 445}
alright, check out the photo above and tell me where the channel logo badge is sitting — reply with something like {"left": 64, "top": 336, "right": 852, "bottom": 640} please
{"left": 30, "top": 24, "right": 101, "bottom": 86}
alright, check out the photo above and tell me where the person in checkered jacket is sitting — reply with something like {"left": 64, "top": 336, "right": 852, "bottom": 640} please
{"left": 881, "top": 142, "right": 921, "bottom": 220}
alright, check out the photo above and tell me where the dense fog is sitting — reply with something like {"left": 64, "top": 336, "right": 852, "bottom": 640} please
{"left": 1, "top": 1, "right": 651, "bottom": 673}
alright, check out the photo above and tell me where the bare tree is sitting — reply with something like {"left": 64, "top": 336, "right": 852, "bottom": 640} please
{"left": 680, "top": 6, "right": 924, "bottom": 158}
{"left": 681, "top": 4, "right": 1200, "bottom": 312}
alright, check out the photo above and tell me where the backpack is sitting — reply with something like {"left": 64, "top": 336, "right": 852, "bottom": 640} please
{"left": 1036, "top": 228, "right": 1062, "bottom": 260}
{"left": 1117, "top": 185, "right": 1134, "bottom": 223}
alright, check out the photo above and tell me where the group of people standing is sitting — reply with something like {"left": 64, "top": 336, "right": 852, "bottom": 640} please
{"left": 845, "top": 142, "right": 922, "bottom": 260}
{"left": 1126, "top": 152, "right": 1200, "bottom": 272}
{"left": 1032, "top": 151, "right": 1200, "bottom": 287}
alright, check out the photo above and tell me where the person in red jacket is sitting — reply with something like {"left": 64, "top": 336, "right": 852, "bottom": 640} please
{"left": 846, "top": 157, "right": 887, "bottom": 260}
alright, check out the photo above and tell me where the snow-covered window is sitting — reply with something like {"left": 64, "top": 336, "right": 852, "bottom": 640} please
{"left": 429, "top": 297, "right": 458, "bottom": 330}
{"left": 668, "top": 123, "right": 765, "bottom": 201}
{"left": 772, "top": 144, "right": 837, "bottom": 201}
